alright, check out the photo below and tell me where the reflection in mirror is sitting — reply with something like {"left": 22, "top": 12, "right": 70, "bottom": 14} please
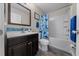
{"left": 11, "top": 12, "right": 21, "bottom": 24}
{"left": 8, "top": 3, "right": 31, "bottom": 26}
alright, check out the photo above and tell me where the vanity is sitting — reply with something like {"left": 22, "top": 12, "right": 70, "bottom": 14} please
{"left": 5, "top": 3, "right": 39, "bottom": 56}
{"left": 5, "top": 32, "right": 38, "bottom": 56}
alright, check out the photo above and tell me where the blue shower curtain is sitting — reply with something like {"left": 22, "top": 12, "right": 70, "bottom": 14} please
{"left": 70, "top": 16, "right": 76, "bottom": 43}
{"left": 39, "top": 15, "right": 48, "bottom": 39}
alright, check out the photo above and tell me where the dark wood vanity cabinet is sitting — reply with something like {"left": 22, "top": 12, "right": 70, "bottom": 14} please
{"left": 6, "top": 34, "right": 38, "bottom": 56}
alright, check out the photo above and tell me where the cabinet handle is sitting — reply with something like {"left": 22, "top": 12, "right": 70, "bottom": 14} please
{"left": 28, "top": 42, "right": 32, "bottom": 45}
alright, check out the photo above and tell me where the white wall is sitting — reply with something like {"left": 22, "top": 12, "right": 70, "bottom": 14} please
{"left": 0, "top": 3, "right": 4, "bottom": 56}
{"left": 70, "top": 4, "right": 76, "bottom": 17}
{"left": 76, "top": 3, "right": 79, "bottom": 56}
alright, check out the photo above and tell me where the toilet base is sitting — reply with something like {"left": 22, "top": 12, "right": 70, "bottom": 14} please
{"left": 39, "top": 39, "right": 49, "bottom": 52}
{"left": 39, "top": 44, "right": 48, "bottom": 52}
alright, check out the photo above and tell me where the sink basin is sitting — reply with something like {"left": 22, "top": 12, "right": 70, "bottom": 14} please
{"left": 7, "top": 31, "right": 38, "bottom": 38}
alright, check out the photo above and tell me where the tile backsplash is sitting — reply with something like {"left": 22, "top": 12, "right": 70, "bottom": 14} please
{"left": 6, "top": 27, "right": 30, "bottom": 32}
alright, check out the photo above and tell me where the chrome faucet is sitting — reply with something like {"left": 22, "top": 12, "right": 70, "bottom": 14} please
{"left": 21, "top": 28, "right": 26, "bottom": 33}
{"left": 21, "top": 27, "right": 31, "bottom": 33}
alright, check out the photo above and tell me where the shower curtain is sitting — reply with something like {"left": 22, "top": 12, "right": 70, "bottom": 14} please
{"left": 39, "top": 15, "right": 48, "bottom": 39}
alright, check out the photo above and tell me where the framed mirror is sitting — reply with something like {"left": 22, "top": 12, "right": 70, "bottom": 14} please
{"left": 8, "top": 3, "right": 31, "bottom": 26}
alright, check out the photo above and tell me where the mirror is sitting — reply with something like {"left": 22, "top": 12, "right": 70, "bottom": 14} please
{"left": 8, "top": 3, "right": 31, "bottom": 26}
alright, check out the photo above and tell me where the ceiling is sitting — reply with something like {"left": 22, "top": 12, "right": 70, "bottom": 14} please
{"left": 34, "top": 3, "right": 71, "bottom": 13}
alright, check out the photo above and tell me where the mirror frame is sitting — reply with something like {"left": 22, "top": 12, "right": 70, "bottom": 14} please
{"left": 8, "top": 3, "right": 31, "bottom": 26}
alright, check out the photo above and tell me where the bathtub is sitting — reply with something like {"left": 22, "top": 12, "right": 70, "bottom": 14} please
{"left": 49, "top": 37, "right": 72, "bottom": 54}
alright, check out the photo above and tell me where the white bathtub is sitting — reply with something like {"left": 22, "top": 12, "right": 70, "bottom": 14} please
{"left": 49, "top": 37, "right": 72, "bottom": 54}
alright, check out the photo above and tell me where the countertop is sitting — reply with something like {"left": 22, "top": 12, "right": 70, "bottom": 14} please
{"left": 7, "top": 31, "right": 38, "bottom": 38}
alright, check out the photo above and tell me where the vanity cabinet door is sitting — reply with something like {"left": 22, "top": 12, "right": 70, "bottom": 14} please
{"left": 27, "top": 41, "right": 32, "bottom": 56}
{"left": 8, "top": 42, "right": 27, "bottom": 56}
{"left": 32, "top": 39, "right": 38, "bottom": 55}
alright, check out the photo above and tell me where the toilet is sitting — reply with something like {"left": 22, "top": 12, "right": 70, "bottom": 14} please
{"left": 39, "top": 39, "right": 49, "bottom": 52}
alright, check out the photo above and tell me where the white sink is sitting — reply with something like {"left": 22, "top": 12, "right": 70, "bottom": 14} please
{"left": 7, "top": 31, "right": 38, "bottom": 38}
